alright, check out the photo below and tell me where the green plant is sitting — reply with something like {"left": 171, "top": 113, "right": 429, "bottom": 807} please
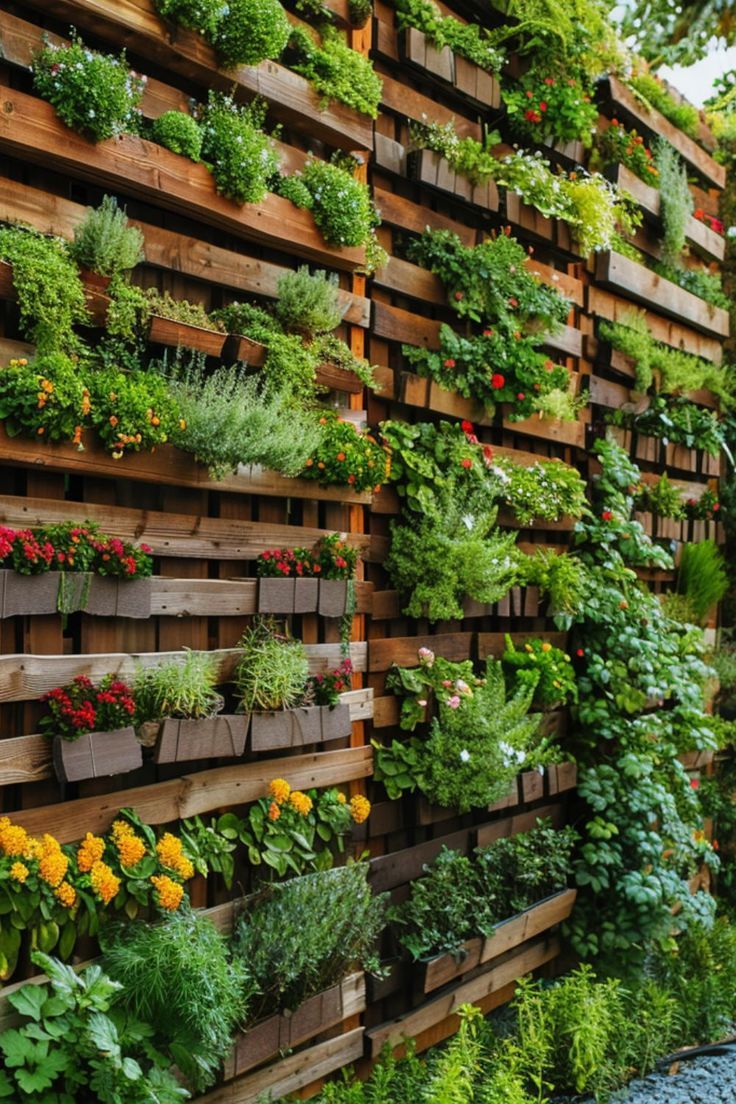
{"left": 151, "top": 110, "right": 203, "bottom": 160}
{"left": 475, "top": 820, "right": 578, "bottom": 920}
{"left": 673, "top": 540, "right": 729, "bottom": 624}
{"left": 385, "top": 485, "right": 521, "bottom": 622}
{"left": 145, "top": 289, "right": 221, "bottom": 329}
{"left": 0, "top": 227, "right": 88, "bottom": 353}
{"left": 0, "top": 952, "right": 187, "bottom": 1102}
{"left": 608, "top": 394, "right": 726, "bottom": 456}
{"left": 86, "top": 363, "right": 180, "bottom": 457}
{"left": 198, "top": 93, "right": 279, "bottom": 205}
{"left": 312, "top": 333, "right": 380, "bottom": 390}
{"left": 68, "top": 196, "right": 144, "bottom": 279}
{"left": 628, "top": 70, "right": 700, "bottom": 138}
{"left": 33, "top": 34, "right": 144, "bottom": 142}
{"left": 494, "top": 457, "right": 588, "bottom": 524}
{"left": 234, "top": 617, "right": 308, "bottom": 712}
{"left": 289, "top": 26, "right": 382, "bottom": 118}
{"left": 653, "top": 259, "right": 730, "bottom": 308}
{"left": 164, "top": 354, "right": 321, "bottom": 478}
{"left": 595, "top": 119, "right": 660, "bottom": 184}
{"left": 133, "top": 651, "right": 221, "bottom": 723}
{"left": 274, "top": 266, "right": 345, "bottom": 337}
{"left": 656, "top": 138, "right": 693, "bottom": 269}
{"left": 395, "top": 0, "right": 504, "bottom": 71}
{"left": 154, "top": 0, "right": 226, "bottom": 37}
{"left": 233, "top": 864, "right": 387, "bottom": 1021}
{"left": 214, "top": 0, "right": 291, "bottom": 65}
{"left": 299, "top": 157, "right": 378, "bottom": 249}
{"left": 374, "top": 657, "right": 543, "bottom": 812}
{"left": 523, "top": 548, "right": 590, "bottom": 626}
{"left": 301, "top": 411, "right": 391, "bottom": 492}
{"left": 637, "top": 472, "right": 686, "bottom": 519}
{"left": 348, "top": 0, "right": 372, "bottom": 26}
{"left": 101, "top": 909, "right": 249, "bottom": 1091}
{"left": 386, "top": 649, "right": 480, "bottom": 732}
{"left": 502, "top": 636, "right": 578, "bottom": 708}
{"left": 0, "top": 353, "right": 88, "bottom": 445}
{"left": 503, "top": 66, "right": 598, "bottom": 146}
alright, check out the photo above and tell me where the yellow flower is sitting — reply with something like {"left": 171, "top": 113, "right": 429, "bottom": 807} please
{"left": 27, "top": 838, "right": 44, "bottom": 860}
{"left": 269, "top": 778, "right": 291, "bottom": 805}
{"left": 115, "top": 832, "right": 146, "bottom": 869}
{"left": 336, "top": 792, "right": 347, "bottom": 804}
{"left": 111, "top": 819, "right": 133, "bottom": 840}
{"left": 289, "top": 791, "right": 313, "bottom": 816}
{"left": 151, "top": 874, "right": 184, "bottom": 911}
{"left": 349, "top": 795, "right": 371, "bottom": 824}
{"left": 0, "top": 823, "right": 31, "bottom": 858}
{"left": 90, "top": 860, "right": 121, "bottom": 905}
{"left": 55, "top": 881, "right": 76, "bottom": 909}
{"left": 10, "top": 862, "right": 28, "bottom": 884}
{"left": 541, "top": 642, "right": 552, "bottom": 653}
{"left": 156, "top": 833, "right": 194, "bottom": 880}
{"left": 39, "top": 845, "right": 68, "bottom": 888}
{"left": 77, "top": 832, "right": 105, "bottom": 873}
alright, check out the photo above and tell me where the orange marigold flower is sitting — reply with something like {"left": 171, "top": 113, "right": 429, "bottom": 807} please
{"left": 151, "top": 874, "right": 184, "bottom": 911}
{"left": 10, "top": 862, "right": 28, "bottom": 884}
{"left": 116, "top": 832, "right": 146, "bottom": 868}
{"left": 269, "top": 778, "right": 291, "bottom": 804}
{"left": 0, "top": 823, "right": 30, "bottom": 858}
{"left": 90, "top": 860, "right": 121, "bottom": 905}
{"left": 77, "top": 832, "right": 105, "bottom": 873}
{"left": 289, "top": 790, "right": 313, "bottom": 816}
{"left": 156, "top": 833, "right": 194, "bottom": 879}
{"left": 349, "top": 794, "right": 371, "bottom": 824}
{"left": 268, "top": 801, "right": 281, "bottom": 821}
{"left": 55, "top": 881, "right": 77, "bottom": 909}
{"left": 39, "top": 848, "right": 69, "bottom": 888}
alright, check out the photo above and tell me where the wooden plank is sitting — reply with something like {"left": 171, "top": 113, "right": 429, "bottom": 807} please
{"left": 150, "top": 578, "right": 373, "bottom": 616}
{"left": 10, "top": 746, "right": 372, "bottom": 841}
{"left": 0, "top": 494, "right": 375, "bottom": 562}
{"left": 366, "top": 937, "right": 559, "bottom": 1055}
{"left": 603, "top": 76, "right": 725, "bottom": 189}
{"left": 373, "top": 187, "right": 476, "bottom": 244}
{"left": 198, "top": 1028, "right": 364, "bottom": 1103}
{"left": 594, "top": 251, "right": 729, "bottom": 339}
{"left": 0, "top": 179, "right": 370, "bottom": 327}
{"left": 0, "top": 88, "right": 365, "bottom": 271}
{"left": 373, "top": 301, "right": 442, "bottom": 347}
{"left": 587, "top": 286, "right": 723, "bottom": 362}
{"left": 380, "top": 72, "right": 480, "bottom": 138}
{"left": 19, "top": 0, "right": 373, "bottom": 151}
{"left": 369, "top": 632, "right": 473, "bottom": 672}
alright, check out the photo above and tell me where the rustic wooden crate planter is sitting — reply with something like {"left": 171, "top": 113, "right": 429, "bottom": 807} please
{"left": 147, "top": 314, "right": 226, "bottom": 356}
{"left": 314, "top": 361, "right": 365, "bottom": 394}
{"left": 227, "top": 973, "right": 365, "bottom": 1079}
{"left": 417, "top": 888, "right": 577, "bottom": 994}
{"left": 53, "top": 727, "right": 142, "bottom": 783}
{"left": 410, "top": 150, "right": 499, "bottom": 212}
{"left": 0, "top": 571, "right": 59, "bottom": 617}
{"left": 154, "top": 713, "right": 249, "bottom": 763}
{"left": 0, "top": 573, "right": 152, "bottom": 619}
{"left": 222, "top": 333, "right": 267, "bottom": 366}
{"left": 258, "top": 578, "right": 320, "bottom": 614}
{"left": 401, "top": 28, "right": 501, "bottom": 108}
{"left": 250, "top": 703, "right": 352, "bottom": 750}
{"left": 318, "top": 579, "right": 349, "bottom": 617}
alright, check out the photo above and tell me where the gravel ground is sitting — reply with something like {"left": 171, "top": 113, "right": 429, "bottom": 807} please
{"left": 578, "top": 1051, "right": 736, "bottom": 1103}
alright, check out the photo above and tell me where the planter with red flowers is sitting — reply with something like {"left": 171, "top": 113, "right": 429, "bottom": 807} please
{"left": 257, "top": 533, "right": 359, "bottom": 618}
{"left": 0, "top": 523, "right": 153, "bottom": 619}
{"left": 41, "top": 675, "right": 141, "bottom": 783}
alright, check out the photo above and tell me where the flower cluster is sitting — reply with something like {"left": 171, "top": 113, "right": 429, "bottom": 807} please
{"left": 694, "top": 208, "right": 725, "bottom": 236}
{"left": 302, "top": 412, "right": 392, "bottom": 493}
{"left": 0, "top": 527, "right": 54, "bottom": 575}
{"left": 596, "top": 120, "right": 659, "bottom": 183}
{"left": 257, "top": 532, "right": 358, "bottom": 579}
{"left": 0, "top": 522, "right": 153, "bottom": 579}
{"left": 308, "top": 658, "right": 354, "bottom": 706}
{"left": 503, "top": 70, "right": 598, "bottom": 146}
{"left": 40, "top": 674, "right": 136, "bottom": 742}
{"left": 502, "top": 636, "right": 578, "bottom": 709}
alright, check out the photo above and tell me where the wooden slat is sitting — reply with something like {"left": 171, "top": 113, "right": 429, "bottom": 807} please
{"left": 0, "top": 88, "right": 365, "bottom": 271}
{"left": 369, "top": 632, "right": 473, "bottom": 671}
{"left": 379, "top": 72, "right": 480, "bottom": 138}
{"left": 150, "top": 578, "right": 373, "bottom": 616}
{"left": 587, "top": 286, "right": 723, "bottom": 362}
{"left": 9, "top": 746, "right": 372, "bottom": 841}
{"left": 373, "top": 187, "right": 476, "bottom": 243}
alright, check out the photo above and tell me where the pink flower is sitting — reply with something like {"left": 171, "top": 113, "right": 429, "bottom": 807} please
{"left": 418, "top": 647, "right": 435, "bottom": 666}
{"left": 446, "top": 695, "right": 461, "bottom": 709}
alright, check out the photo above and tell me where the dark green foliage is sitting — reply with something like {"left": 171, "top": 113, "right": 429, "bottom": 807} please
{"left": 289, "top": 26, "right": 382, "bottom": 118}
{"left": 199, "top": 94, "right": 279, "bottom": 205}
{"left": 154, "top": 0, "right": 226, "bottom": 37}
{"left": 151, "top": 111, "right": 204, "bottom": 161}
{"left": 214, "top": 0, "right": 291, "bottom": 66}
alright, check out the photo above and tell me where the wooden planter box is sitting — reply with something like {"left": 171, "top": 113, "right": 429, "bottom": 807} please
{"left": 250, "top": 702, "right": 352, "bottom": 750}
{"left": 315, "top": 361, "right": 365, "bottom": 394}
{"left": 222, "top": 333, "right": 268, "bottom": 366}
{"left": 154, "top": 713, "right": 249, "bottom": 763}
{"left": 147, "top": 314, "right": 226, "bottom": 356}
{"left": 318, "top": 579, "right": 349, "bottom": 617}
{"left": 0, "top": 571, "right": 58, "bottom": 617}
{"left": 227, "top": 973, "right": 365, "bottom": 1078}
{"left": 595, "top": 252, "right": 730, "bottom": 338}
{"left": 416, "top": 888, "right": 577, "bottom": 994}
{"left": 53, "top": 726, "right": 142, "bottom": 783}
{"left": 258, "top": 577, "right": 320, "bottom": 614}
{"left": 401, "top": 28, "right": 500, "bottom": 108}
{"left": 410, "top": 150, "right": 499, "bottom": 212}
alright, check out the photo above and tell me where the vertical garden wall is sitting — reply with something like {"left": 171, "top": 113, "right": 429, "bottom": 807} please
{"left": 0, "top": 0, "right": 731, "bottom": 1100}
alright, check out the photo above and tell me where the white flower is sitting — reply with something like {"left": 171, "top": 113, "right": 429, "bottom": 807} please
{"left": 459, "top": 749, "right": 471, "bottom": 763}
{"left": 462, "top": 513, "right": 475, "bottom": 530}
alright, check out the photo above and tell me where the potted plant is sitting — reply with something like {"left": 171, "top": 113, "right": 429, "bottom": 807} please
{"left": 68, "top": 195, "right": 144, "bottom": 291}
{"left": 48, "top": 523, "right": 154, "bottom": 618}
{"left": 41, "top": 674, "right": 141, "bottom": 783}
{"left": 0, "top": 527, "right": 58, "bottom": 617}
{"left": 315, "top": 532, "right": 357, "bottom": 616}
{"left": 145, "top": 289, "right": 227, "bottom": 356}
{"left": 256, "top": 546, "right": 320, "bottom": 614}
{"left": 134, "top": 650, "right": 249, "bottom": 762}
{"left": 234, "top": 618, "right": 317, "bottom": 747}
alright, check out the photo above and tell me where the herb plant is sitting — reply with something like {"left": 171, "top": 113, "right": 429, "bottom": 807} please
{"left": 673, "top": 540, "right": 729, "bottom": 624}
{"left": 628, "top": 70, "right": 700, "bottom": 138}
{"left": 274, "top": 266, "right": 345, "bottom": 336}
{"left": 198, "top": 93, "right": 279, "bottom": 205}
{"left": 151, "top": 110, "right": 204, "bottom": 160}
{"left": 234, "top": 617, "right": 309, "bottom": 712}
{"left": 154, "top": 0, "right": 226, "bottom": 36}
{"left": 0, "top": 227, "right": 88, "bottom": 353}
{"left": 214, "top": 0, "right": 291, "bottom": 66}
{"left": 301, "top": 412, "right": 391, "bottom": 492}
{"left": 503, "top": 636, "right": 578, "bottom": 708}
{"left": 134, "top": 650, "right": 221, "bottom": 723}
{"left": 299, "top": 157, "right": 378, "bottom": 248}
{"left": 69, "top": 196, "right": 144, "bottom": 279}
{"left": 596, "top": 119, "right": 660, "bottom": 183}
{"left": 289, "top": 26, "right": 382, "bottom": 117}
{"left": 395, "top": 0, "right": 504, "bottom": 72}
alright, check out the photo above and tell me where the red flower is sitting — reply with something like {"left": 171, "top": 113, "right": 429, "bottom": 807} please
{"left": 483, "top": 329, "right": 494, "bottom": 338}
{"left": 524, "top": 109, "right": 542, "bottom": 123}
{"left": 454, "top": 291, "right": 464, "bottom": 301}
{"left": 576, "top": 648, "right": 584, "bottom": 657}
{"left": 713, "top": 839, "right": 720, "bottom": 851}
{"left": 482, "top": 445, "right": 494, "bottom": 464}
{"left": 516, "top": 392, "right": 525, "bottom": 400}
{"left": 713, "top": 502, "right": 721, "bottom": 511}
{"left": 690, "top": 778, "right": 700, "bottom": 790}
{"left": 508, "top": 297, "right": 519, "bottom": 308}
{"left": 694, "top": 208, "right": 704, "bottom": 221}
{"left": 491, "top": 373, "right": 505, "bottom": 390}
{"left": 443, "top": 358, "right": 456, "bottom": 369}
{"left": 544, "top": 77, "right": 555, "bottom": 86}
{"left": 539, "top": 101, "right": 548, "bottom": 112}
{"left": 526, "top": 89, "right": 534, "bottom": 99}
{"left": 460, "top": 458, "right": 472, "bottom": 469}
{"left": 601, "top": 511, "right": 613, "bottom": 521}
{"left": 461, "top": 420, "right": 474, "bottom": 433}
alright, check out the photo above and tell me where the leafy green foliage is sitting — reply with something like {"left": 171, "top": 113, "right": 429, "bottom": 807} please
{"left": 199, "top": 94, "right": 279, "bottom": 205}
{"left": 134, "top": 650, "right": 221, "bottom": 722}
{"left": 301, "top": 411, "right": 391, "bottom": 492}
{"left": 289, "top": 26, "right": 382, "bottom": 118}
{"left": 621, "top": 0, "right": 736, "bottom": 66}
{"left": 151, "top": 111, "right": 203, "bottom": 161}
{"left": 494, "top": 456, "right": 588, "bottom": 524}
{"left": 608, "top": 394, "right": 726, "bottom": 456}
{"left": 213, "top": 0, "right": 291, "bottom": 66}
{"left": 394, "top": 0, "right": 504, "bottom": 72}
{"left": 233, "top": 864, "right": 387, "bottom": 1021}
{"left": 503, "top": 66, "right": 597, "bottom": 146}
{"left": 627, "top": 70, "right": 701, "bottom": 137}
{"left": 0, "top": 352, "right": 87, "bottom": 444}
{"left": 522, "top": 547, "right": 591, "bottom": 626}
{"left": 674, "top": 540, "right": 729, "bottom": 624}
{"left": 275, "top": 266, "right": 345, "bottom": 337}
{"left": 154, "top": 0, "right": 226, "bottom": 37}
{"left": 595, "top": 119, "right": 660, "bottom": 184}
{"left": 33, "top": 34, "right": 144, "bottom": 142}
{"left": 234, "top": 617, "right": 308, "bottom": 712}
{"left": 101, "top": 910, "right": 249, "bottom": 1092}
{"left": 299, "top": 157, "right": 378, "bottom": 248}
{"left": 68, "top": 196, "right": 144, "bottom": 280}
{"left": 655, "top": 139, "right": 693, "bottom": 269}
{"left": 502, "top": 636, "right": 578, "bottom": 708}
{"left": 0, "top": 226, "right": 88, "bottom": 353}
{"left": 653, "top": 259, "right": 730, "bottom": 309}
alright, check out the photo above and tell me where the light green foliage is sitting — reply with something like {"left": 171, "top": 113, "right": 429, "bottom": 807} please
{"left": 101, "top": 911, "right": 249, "bottom": 1092}
{"left": 522, "top": 548, "right": 591, "bottom": 626}
{"left": 653, "top": 260, "right": 730, "bottom": 308}
{"left": 233, "top": 864, "right": 387, "bottom": 1021}
{"left": 69, "top": 196, "right": 144, "bottom": 279}
{"left": 151, "top": 111, "right": 203, "bottom": 161}
{"left": 289, "top": 26, "right": 382, "bottom": 118}
{"left": 0, "top": 226, "right": 88, "bottom": 352}
{"left": 154, "top": 0, "right": 226, "bottom": 37}
{"left": 495, "top": 458, "right": 587, "bottom": 524}
{"left": 655, "top": 139, "right": 693, "bottom": 268}
{"left": 133, "top": 650, "right": 221, "bottom": 722}
{"left": 300, "top": 157, "right": 378, "bottom": 248}
{"left": 199, "top": 94, "right": 279, "bottom": 205}
{"left": 502, "top": 636, "right": 578, "bottom": 707}
{"left": 674, "top": 540, "right": 729, "bottom": 624}
{"left": 275, "top": 266, "right": 345, "bottom": 337}
{"left": 0, "top": 952, "right": 187, "bottom": 1102}
{"left": 628, "top": 71, "right": 700, "bottom": 137}
{"left": 213, "top": 0, "right": 291, "bottom": 66}
{"left": 395, "top": 0, "right": 504, "bottom": 71}
{"left": 638, "top": 472, "right": 686, "bottom": 519}
{"left": 234, "top": 616, "right": 308, "bottom": 711}
{"left": 0, "top": 352, "right": 87, "bottom": 444}
{"left": 145, "top": 288, "right": 220, "bottom": 329}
